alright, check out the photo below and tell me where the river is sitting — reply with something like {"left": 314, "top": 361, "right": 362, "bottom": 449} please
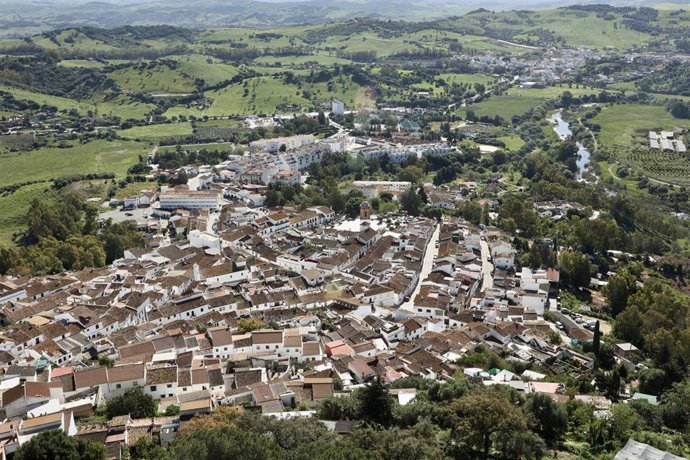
{"left": 549, "top": 110, "right": 592, "bottom": 181}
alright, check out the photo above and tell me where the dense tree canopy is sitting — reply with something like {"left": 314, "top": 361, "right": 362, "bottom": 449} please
{"left": 15, "top": 430, "right": 106, "bottom": 460}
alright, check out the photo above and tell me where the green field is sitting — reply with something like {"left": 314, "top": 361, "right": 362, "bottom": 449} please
{"left": 0, "top": 139, "right": 148, "bottom": 186}
{"left": 592, "top": 104, "right": 690, "bottom": 146}
{"left": 0, "top": 84, "right": 154, "bottom": 120}
{"left": 0, "top": 183, "right": 54, "bottom": 242}
{"left": 592, "top": 104, "right": 690, "bottom": 185}
{"left": 172, "top": 55, "right": 240, "bottom": 86}
{"left": 461, "top": 86, "right": 608, "bottom": 120}
{"left": 158, "top": 142, "right": 238, "bottom": 154}
{"left": 498, "top": 135, "right": 525, "bottom": 151}
{"left": 58, "top": 59, "right": 106, "bottom": 69}
{"left": 165, "top": 74, "right": 374, "bottom": 117}
{"left": 0, "top": 138, "right": 148, "bottom": 241}
{"left": 108, "top": 63, "right": 197, "bottom": 95}
{"left": 114, "top": 181, "right": 156, "bottom": 200}
{"left": 438, "top": 73, "right": 495, "bottom": 87}
{"left": 118, "top": 122, "right": 193, "bottom": 141}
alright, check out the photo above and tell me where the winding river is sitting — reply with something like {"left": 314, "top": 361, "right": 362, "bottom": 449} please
{"left": 549, "top": 110, "right": 592, "bottom": 181}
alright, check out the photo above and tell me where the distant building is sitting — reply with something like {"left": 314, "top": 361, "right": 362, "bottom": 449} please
{"left": 360, "top": 201, "right": 372, "bottom": 220}
{"left": 649, "top": 130, "right": 686, "bottom": 153}
{"left": 159, "top": 190, "right": 221, "bottom": 211}
{"left": 271, "top": 170, "right": 301, "bottom": 187}
{"left": 398, "top": 119, "right": 421, "bottom": 132}
{"left": 249, "top": 135, "right": 316, "bottom": 153}
{"left": 344, "top": 180, "right": 411, "bottom": 199}
{"left": 332, "top": 100, "right": 345, "bottom": 116}
{"left": 613, "top": 439, "right": 684, "bottom": 460}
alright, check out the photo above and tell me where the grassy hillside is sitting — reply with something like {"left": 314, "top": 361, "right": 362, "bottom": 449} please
{"left": 0, "top": 183, "right": 54, "bottom": 243}
{"left": 108, "top": 62, "right": 197, "bottom": 95}
{"left": 0, "top": 139, "right": 148, "bottom": 186}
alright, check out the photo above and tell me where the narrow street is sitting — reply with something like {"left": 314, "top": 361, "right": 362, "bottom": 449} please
{"left": 399, "top": 224, "right": 440, "bottom": 311}
{"left": 479, "top": 237, "right": 494, "bottom": 292}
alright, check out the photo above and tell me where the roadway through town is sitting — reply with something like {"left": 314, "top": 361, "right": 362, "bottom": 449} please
{"left": 479, "top": 237, "right": 494, "bottom": 292}
{"left": 398, "top": 223, "right": 440, "bottom": 312}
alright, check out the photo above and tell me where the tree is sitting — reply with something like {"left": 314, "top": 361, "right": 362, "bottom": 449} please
{"left": 595, "top": 369, "right": 622, "bottom": 401}
{"left": 170, "top": 427, "right": 284, "bottom": 460}
{"left": 327, "top": 188, "right": 346, "bottom": 214}
{"left": 444, "top": 388, "right": 528, "bottom": 460}
{"left": 179, "top": 406, "right": 243, "bottom": 436}
{"left": 165, "top": 404, "right": 180, "bottom": 416}
{"left": 14, "top": 430, "right": 106, "bottom": 460}
{"left": 344, "top": 197, "right": 365, "bottom": 218}
{"left": 524, "top": 393, "right": 568, "bottom": 446}
{"left": 264, "top": 189, "right": 282, "bottom": 208}
{"left": 400, "top": 187, "right": 422, "bottom": 216}
{"left": 659, "top": 381, "right": 690, "bottom": 431}
{"left": 397, "top": 165, "right": 424, "bottom": 184}
{"left": 317, "top": 394, "right": 360, "bottom": 421}
{"left": 237, "top": 318, "right": 265, "bottom": 333}
{"left": 614, "top": 305, "right": 644, "bottom": 347}
{"left": 293, "top": 439, "right": 374, "bottom": 460}
{"left": 131, "top": 437, "right": 171, "bottom": 460}
{"left": 604, "top": 269, "right": 637, "bottom": 316}
{"left": 592, "top": 320, "right": 601, "bottom": 360}
{"left": 558, "top": 250, "right": 591, "bottom": 290}
{"left": 358, "top": 378, "right": 394, "bottom": 426}
{"left": 0, "top": 243, "right": 25, "bottom": 275}
{"left": 101, "top": 221, "right": 146, "bottom": 264}
{"left": 106, "top": 388, "right": 156, "bottom": 419}
{"left": 234, "top": 412, "right": 329, "bottom": 451}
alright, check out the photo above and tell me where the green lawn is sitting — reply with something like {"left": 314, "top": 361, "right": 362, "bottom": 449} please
{"left": 498, "top": 135, "right": 525, "bottom": 151}
{"left": 119, "top": 122, "right": 193, "bottom": 141}
{"left": 0, "top": 139, "right": 148, "bottom": 186}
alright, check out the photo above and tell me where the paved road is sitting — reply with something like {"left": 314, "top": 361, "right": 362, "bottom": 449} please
{"left": 479, "top": 238, "right": 494, "bottom": 292}
{"left": 399, "top": 224, "right": 440, "bottom": 311}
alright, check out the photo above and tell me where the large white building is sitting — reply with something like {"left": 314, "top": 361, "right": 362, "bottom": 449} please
{"left": 159, "top": 190, "right": 221, "bottom": 211}
{"left": 344, "top": 180, "right": 412, "bottom": 198}
{"left": 249, "top": 135, "right": 316, "bottom": 153}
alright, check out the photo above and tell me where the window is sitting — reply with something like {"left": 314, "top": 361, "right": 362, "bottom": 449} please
{"left": 116, "top": 383, "right": 122, "bottom": 389}
{"left": 150, "top": 385, "right": 157, "bottom": 392}
{"left": 167, "top": 383, "right": 172, "bottom": 388}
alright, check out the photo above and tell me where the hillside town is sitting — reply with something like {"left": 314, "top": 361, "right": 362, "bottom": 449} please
{"left": 1, "top": 3, "right": 690, "bottom": 458}
{"left": 0, "top": 158, "right": 641, "bottom": 458}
